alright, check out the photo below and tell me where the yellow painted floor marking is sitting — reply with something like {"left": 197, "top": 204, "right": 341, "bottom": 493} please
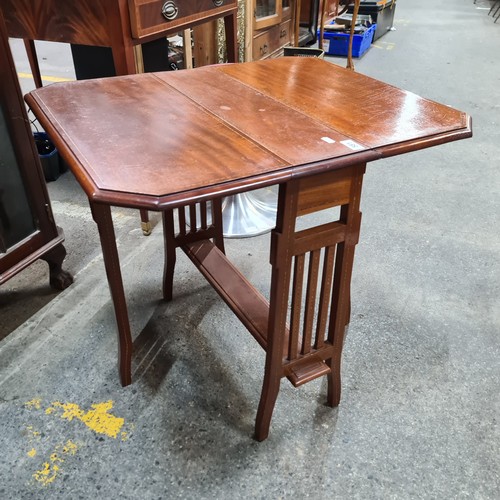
{"left": 49, "top": 400, "right": 125, "bottom": 438}
{"left": 32, "top": 440, "right": 78, "bottom": 486}
{"left": 394, "top": 18, "right": 411, "bottom": 26}
{"left": 24, "top": 398, "right": 131, "bottom": 486}
{"left": 25, "top": 399, "right": 42, "bottom": 410}
{"left": 372, "top": 42, "right": 396, "bottom": 51}
{"left": 17, "top": 72, "right": 74, "bottom": 83}
{"left": 25, "top": 425, "right": 41, "bottom": 440}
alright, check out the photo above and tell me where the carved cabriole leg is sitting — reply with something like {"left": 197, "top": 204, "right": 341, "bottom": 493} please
{"left": 41, "top": 242, "right": 73, "bottom": 290}
{"left": 90, "top": 201, "right": 133, "bottom": 387}
{"left": 255, "top": 181, "right": 299, "bottom": 441}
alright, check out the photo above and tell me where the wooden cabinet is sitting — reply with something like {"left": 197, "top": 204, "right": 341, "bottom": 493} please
{"left": 252, "top": 18, "right": 291, "bottom": 59}
{"left": 128, "top": 0, "right": 238, "bottom": 39}
{"left": 0, "top": 10, "right": 72, "bottom": 290}
{"left": 247, "top": 0, "right": 294, "bottom": 60}
{"left": 0, "top": 0, "right": 238, "bottom": 77}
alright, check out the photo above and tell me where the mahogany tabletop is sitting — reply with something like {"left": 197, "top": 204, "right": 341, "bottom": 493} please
{"left": 26, "top": 57, "right": 471, "bottom": 210}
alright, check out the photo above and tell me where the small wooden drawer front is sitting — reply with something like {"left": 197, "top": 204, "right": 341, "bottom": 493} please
{"left": 253, "top": 20, "right": 292, "bottom": 60}
{"left": 128, "top": 0, "right": 238, "bottom": 39}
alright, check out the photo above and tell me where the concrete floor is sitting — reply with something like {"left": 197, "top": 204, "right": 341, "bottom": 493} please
{"left": 1, "top": 0, "right": 499, "bottom": 497}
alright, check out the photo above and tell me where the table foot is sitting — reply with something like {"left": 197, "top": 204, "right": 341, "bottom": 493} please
{"left": 140, "top": 209, "right": 151, "bottom": 236}
{"left": 326, "top": 355, "right": 342, "bottom": 407}
{"left": 255, "top": 373, "right": 281, "bottom": 442}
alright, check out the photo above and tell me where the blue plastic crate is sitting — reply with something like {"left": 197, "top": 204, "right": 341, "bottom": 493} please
{"left": 319, "top": 24, "right": 376, "bottom": 58}
{"left": 33, "top": 132, "right": 60, "bottom": 182}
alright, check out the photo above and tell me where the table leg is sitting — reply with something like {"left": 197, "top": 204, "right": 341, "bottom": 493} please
{"left": 255, "top": 182, "right": 298, "bottom": 441}
{"left": 162, "top": 210, "right": 177, "bottom": 302}
{"left": 326, "top": 204, "right": 361, "bottom": 406}
{"left": 23, "top": 39, "right": 43, "bottom": 88}
{"left": 224, "top": 11, "right": 238, "bottom": 63}
{"left": 90, "top": 201, "right": 133, "bottom": 386}
{"left": 255, "top": 164, "right": 365, "bottom": 440}
{"left": 162, "top": 199, "right": 225, "bottom": 302}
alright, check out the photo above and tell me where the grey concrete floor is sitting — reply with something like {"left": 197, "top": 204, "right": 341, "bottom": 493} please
{"left": 1, "top": 0, "right": 499, "bottom": 498}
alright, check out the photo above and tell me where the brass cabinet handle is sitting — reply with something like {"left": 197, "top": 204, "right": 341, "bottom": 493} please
{"left": 280, "top": 29, "right": 287, "bottom": 38}
{"left": 162, "top": 1, "right": 179, "bottom": 20}
{"left": 260, "top": 44, "right": 268, "bottom": 55}
{"left": 213, "top": 0, "right": 224, "bottom": 6}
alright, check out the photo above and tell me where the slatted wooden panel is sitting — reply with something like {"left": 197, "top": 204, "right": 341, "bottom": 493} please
{"left": 176, "top": 201, "right": 213, "bottom": 235}
{"left": 286, "top": 244, "right": 338, "bottom": 361}
{"left": 162, "top": 198, "right": 224, "bottom": 302}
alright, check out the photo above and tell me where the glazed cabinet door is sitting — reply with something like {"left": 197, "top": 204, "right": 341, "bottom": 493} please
{"left": 254, "top": 0, "right": 282, "bottom": 30}
{"left": 251, "top": 0, "right": 294, "bottom": 60}
{"left": 0, "top": 9, "right": 70, "bottom": 287}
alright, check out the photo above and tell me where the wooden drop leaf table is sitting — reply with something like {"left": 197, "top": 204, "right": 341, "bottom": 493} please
{"left": 26, "top": 58, "right": 471, "bottom": 441}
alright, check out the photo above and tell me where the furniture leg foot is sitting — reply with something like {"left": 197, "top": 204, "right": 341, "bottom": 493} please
{"left": 140, "top": 209, "right": 151, "bottom": 236}
{"left": 255, "top": 374, "right": 281, "bottom": 441}
{"left": 141, "top": 221, "right": 152, "bottom": 236}
{"left": 326, "top": 355, "right": 341, "bottom": 407}
{"left": 41, "top": 242, "right": 73, "bottom": 290}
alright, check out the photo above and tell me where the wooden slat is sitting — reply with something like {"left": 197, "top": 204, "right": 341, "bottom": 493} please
{"left": 200, "top": 201, "right": 208, "bottom": 230}
{"left": 293, "top": 221, "right": 345, "bottom": 256}
{"left": 189, "top": 203, "right": 197, "bottom": 231}
{"left": 301, "top": 249, "right": 321, "bottom": 355}
{"left": 314, "top": 245, "right": 335, "bottom": 349}
{"left": 289, "top": 254, "right": 305, "bottom": 361}
{"left": 178, "top": 206, "right": 186, "bottom": 236}
{"left": 286, "top": 355, "right": 331, "bottom": 387}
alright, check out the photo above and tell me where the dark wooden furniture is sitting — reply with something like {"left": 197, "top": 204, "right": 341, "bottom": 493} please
{"left": 0, "top": 0, "right": 238, "bottom": 235}
{"left": 0, "top": 10, "right": 72, "bottom": 290}
{"left": 249, "top": 0, "right": 294, "bottom": 60}
{"left": 26, "top": 58, "right": 471, "bottom": 440}
{"left": 0, "top": 0, "right": 238, "bottom": 77}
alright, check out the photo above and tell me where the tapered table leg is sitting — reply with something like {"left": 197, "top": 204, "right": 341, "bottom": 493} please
{"left": 23, "top": 39, "right": 43, "bottom": 88}
{"left": 90, "top": 201, "right": 133, "bottom": 386}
